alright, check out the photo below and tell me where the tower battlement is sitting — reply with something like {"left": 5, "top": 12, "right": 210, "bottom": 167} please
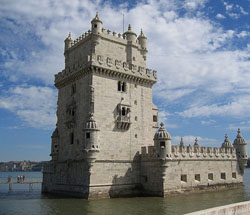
{"left": 43, "top": 14, "right": 247, "bottom": 199}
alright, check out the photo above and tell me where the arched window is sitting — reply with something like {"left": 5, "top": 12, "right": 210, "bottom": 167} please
{"left": 122, "top": 107, "right": 126, "bottom": 116}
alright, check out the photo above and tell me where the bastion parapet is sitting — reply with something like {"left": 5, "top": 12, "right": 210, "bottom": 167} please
{"left": 42, "top": 13, "right": 248, "bottom": 199}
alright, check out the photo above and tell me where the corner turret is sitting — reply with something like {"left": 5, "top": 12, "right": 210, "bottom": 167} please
{"left": 91, "top": 12, "right": 103, "bottom": 34}
{"left": 64, "top": 33, "right": 73, "bottom": 52}
{"left": 233, "top": 128, "right": 248, "bottom": 174}
{"left": 222, "top": 134, "right": 233, "bottom": 148}
{"left": 154, "top": 122, "right": 172, "bottom": 160}
{"left": 83, "top": 113, "right": 100, "bottom": 169}
{"left": 123, "top": 24, "right": 137, "bottom": 43}
{"left": 138, "top": 29, "right": 147, "bottom": 50}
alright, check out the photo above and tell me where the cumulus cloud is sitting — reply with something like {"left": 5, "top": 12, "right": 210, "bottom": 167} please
{"left": 216, "top": 13, "right": 226, "bottom": 19}
{"left": 172, "top": 135, "right": 218, "bottom": 146}
{"left": 0, "top": 0, "right": 249, "bottom": 130}
{"left": 0, "top": 86, "right": 57, "bottom": 129}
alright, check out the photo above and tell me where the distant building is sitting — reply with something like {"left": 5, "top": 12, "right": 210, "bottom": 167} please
{"left": 42, "top": 14, "right": 248, "bottom": 198}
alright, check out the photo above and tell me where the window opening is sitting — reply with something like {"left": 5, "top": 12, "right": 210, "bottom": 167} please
{"left": 232, "top": 172, "right": 237, "bottom": 179}
{"left": 86, "top": 132, "right": 90, "bottom": 139}
{"left": 195, "top": 174, "right": 201, "bottom": 182}
{"left": 153, "top": 115, "right": 158, "bottom": 122}
{"left": 181, "top": 174, "right": 187, "bottom": 183}
{"left": 208, "top": 173, "right": 213, "bottom": 181}
{"left": 122, "top": 107, "right": 126, "bottom": 116}
{"left": 160, "top": 142, "right": 165, "bottom": 147}
{"left": 221, "top": 173, "right": 226, "bottom": 180}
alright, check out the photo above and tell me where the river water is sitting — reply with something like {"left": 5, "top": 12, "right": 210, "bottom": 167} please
{"left": 0, "top": 169, "right": 250, "bottom": 215}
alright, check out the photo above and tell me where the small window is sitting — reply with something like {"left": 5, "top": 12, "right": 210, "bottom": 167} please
{"left": 70, "top": 132, "right": 74, "bottom": 144}
{"left": 232, "top": 172, "right": 237, "bottom": 179}
{"left": 134, "top": 84, "right": 137, "bottom": 88}
{"left": 133, "top": 57, "right": 136, "bottom": 61}
{"left": 208, "top": 173, "right": 213, "bottom": 181}
{"left": 181, "top": 174, "right": 187, "bottom": 183}
{"left": 118, "top": 81, "right": 121, "bottom": 91}
{"left": 135, "top": 116, "right": 137, "bottom": 121}
{"left": 134, "top": 100, "right": 137, "bottom": 105}
{"left": 121, "top": 107, "right": 126, "bottom": 116}
{"left": 122, "top": 82, "right": 126, "bottom": 92}
{"left": 86, "top": 132, "right": 90, "bottom": 139}
{"left": 195, "top": 174, "right": 200, "bottom": 182}
{"left": 153, "top": 115, "right": 158, "bottom": 122}
{"left": 221, "top": 173, "right": 226, "bottom": 180}
{"left": 135, "top": 134, "right": 137, "bottom": 138}
{"left": 94, "top": 24, "right": 97, "bottom": 28}
{"left": 160, "top": 142, "right": 165, "bottom": 147}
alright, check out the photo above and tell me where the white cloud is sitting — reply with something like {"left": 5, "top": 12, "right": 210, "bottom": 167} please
{"left": 201, "top": 120, "right": 216, "bottom": 125}
{"left": 0, "top": 85, "right": 57, "bottom": 129}
{"left": 178, "top": 95, "right": 250, "bottom": 118}
{"left": 172, "top": 135, "right": 218, "bottom": 146}
{"left": 216, "top": 13, "right": 226, "bottom": 19}
{"left": 0, "top": 0, "right": 249, "bottom": 129}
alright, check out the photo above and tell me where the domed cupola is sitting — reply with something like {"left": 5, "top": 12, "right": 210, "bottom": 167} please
{"left": 64, "top": 32, "right": 74, "bottom": 51}
{"left": 154, "top": 122, "right": 171, "bottom": 140}
{"left": 222, "top": 134, "right": 232, "bottom": 148}
{"left": 234, "top": 128, "right": 246, "bottom": 145}
{"left": 91, "top": 12, "right": 103, "bottom": 34}
{"left": 123, "top": 24, "right": 137, "bottom": 43}
{"left": 83, "top": 113, "right": 100, "bottom": 151}
{"left": 85, "top": 113, "right": 98, "bottom": 129}
{"left": 154, "top": 122, "right": 172, "bottom": 160}
{"left": 138, "top": 29, "right": 147, "bottom": 50}
{"left": 233, "top": 128, "right": 248, "bottom": 174}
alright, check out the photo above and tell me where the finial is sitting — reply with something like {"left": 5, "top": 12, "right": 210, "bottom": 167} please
{"left": 160, "top": 122, "right": 164, "bottom": 128}
{"left": 238, "top": 128, "right": 241, "bottom": 134}
{"left": 180, "top": 137, "right": 184, "bottom": 146}
{"left": 69, "top": 32, "right": 71, "bottom": 37}
{"left": 89, "top": 112, "right": 94, "bottom": 120}
{"left": 128, "top": 24, "right": 132, "bottom": 31}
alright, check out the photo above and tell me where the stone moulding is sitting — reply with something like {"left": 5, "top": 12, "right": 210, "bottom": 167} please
{"left": 55, "top": 65, "right": 156, "bottom": 89}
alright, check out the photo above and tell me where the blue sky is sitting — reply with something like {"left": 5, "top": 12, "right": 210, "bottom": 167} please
{"left": 0, "top": 0, "right": 249, "bottom": 161}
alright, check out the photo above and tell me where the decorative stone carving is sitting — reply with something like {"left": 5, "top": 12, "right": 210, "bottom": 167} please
{"left": 107, "top": 57, "right": 113, "bottom": 67}
{"left": 115, "top": 60, "right": 121, "bottom": 69}
{"left": 97, "top": 55, "right": 104, "bottom": 65}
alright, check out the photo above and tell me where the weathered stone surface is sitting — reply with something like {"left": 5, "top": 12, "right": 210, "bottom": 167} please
{"left": 42, "top": 14, "right": 248, "bottom": 199}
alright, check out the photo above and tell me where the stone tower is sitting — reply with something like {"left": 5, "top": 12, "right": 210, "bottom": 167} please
{"left": 42, "top": 13, "right": 158, "bottom": 198}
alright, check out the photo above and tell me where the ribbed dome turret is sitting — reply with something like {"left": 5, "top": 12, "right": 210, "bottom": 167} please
{"left": 85, "top": 113, "right": 98, "bottom": 129}
{"left": 91, "top": 12, "right": 103, "bottom": 24}
{"left": 123, "top": 24, "right": 137, "bottom": 43}
{"left": 222, "top": 134, "right": 232, "bottom": 148}
{"left": 234, "top": 128, "right": 246, "bottom": 145}
{"left": 154, "top": 122, "right": 171, "bottom": 140}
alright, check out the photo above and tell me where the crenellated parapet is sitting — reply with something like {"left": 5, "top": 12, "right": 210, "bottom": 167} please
{"left": 54, "top": 59, "right": 156, "bottom": 88}
{"left": 56, "top": 13, "right": 156, "bottom": 89}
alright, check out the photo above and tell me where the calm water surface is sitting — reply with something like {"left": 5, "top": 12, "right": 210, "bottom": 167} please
{"left": 0, "top": 169, "right": 250, "bottom": 215}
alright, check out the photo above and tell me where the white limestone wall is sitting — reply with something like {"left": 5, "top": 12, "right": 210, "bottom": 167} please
{"left": 185, "top": 201, "right": 250, "bottom": 215}
{"left": 93, "top": 73, "right": 156, "bottom": 160}
{"left": 56, "top": 73, "right": 92, "bottom": 161}
{"left": 164, "top": 159, "right": 242, "bottom": 193}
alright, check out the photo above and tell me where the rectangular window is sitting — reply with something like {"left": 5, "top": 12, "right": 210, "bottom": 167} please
{"left": 221, "top": 173, "right": 226, "bottom": 180}
{"left": 86, "top": 132, "right": 90, "bottom": 139}
{"left": 181, "top": 174, "right": 187, "bottom": 183}
{"left": 208, "top": 173, "right": 213, "bottom": 181}
{"left": 195, "top": 174, "right": 200, "bottom": 182}
{"left": 232, "top": 172, "right": 237, "bottom": 179}
{"left": 70, "top": 132, "right": 74, "bottom": 144}
{"left": 160, "top": 142, "right": 165, "bottom": 147}
{"left": 153, "top": 115, "right": 158, "bottom": 122}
